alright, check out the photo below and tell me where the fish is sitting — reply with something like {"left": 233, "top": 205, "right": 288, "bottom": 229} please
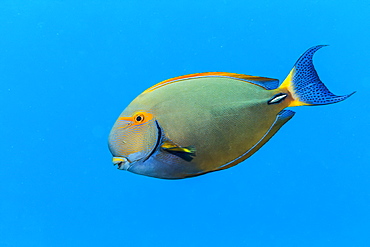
{"left": 108, "top": 45, "right": 355, "bottom": 179}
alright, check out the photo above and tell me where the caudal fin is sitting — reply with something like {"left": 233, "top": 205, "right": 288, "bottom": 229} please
{"left": 280, "top": 45, "right": 355, "bottom": 107}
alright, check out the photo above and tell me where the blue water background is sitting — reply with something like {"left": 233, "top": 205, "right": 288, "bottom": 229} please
{"left": 0, "top": 1, "right": 369, "bottom": 246}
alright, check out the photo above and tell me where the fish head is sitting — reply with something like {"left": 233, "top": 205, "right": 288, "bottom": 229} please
{"left": 108, "top": 111, "right": 160, "bottom": 170}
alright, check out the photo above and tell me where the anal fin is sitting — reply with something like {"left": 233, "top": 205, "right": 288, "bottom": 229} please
{"left": 216, "top": 110, "right": 295, "bottom": 171}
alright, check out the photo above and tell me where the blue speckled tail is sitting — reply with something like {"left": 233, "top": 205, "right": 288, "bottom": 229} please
{"left": 288, "top": 45, "right": 355, "bottom": 105}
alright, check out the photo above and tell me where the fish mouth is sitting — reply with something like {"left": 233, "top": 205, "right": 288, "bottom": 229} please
{"left": 112, "top": 157, "right": 131, "bottom": 170}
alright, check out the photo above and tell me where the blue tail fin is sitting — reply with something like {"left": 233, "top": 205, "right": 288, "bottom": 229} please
{"left": 280, "top": 45, "right": 355, "bottom": 107}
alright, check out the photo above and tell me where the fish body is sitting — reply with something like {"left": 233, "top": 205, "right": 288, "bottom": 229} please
{"left": 108, "top": 46, "right": 354, "bottom": 179}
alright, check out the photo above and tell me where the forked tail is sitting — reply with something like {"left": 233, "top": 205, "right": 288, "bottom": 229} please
{"left": 280, "top": 45, "right": 355, "bottom": 107}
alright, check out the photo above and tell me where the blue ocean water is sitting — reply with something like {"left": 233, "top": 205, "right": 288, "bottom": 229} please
{"left": 0, "top": 0, "right": 369, "bottom": 246}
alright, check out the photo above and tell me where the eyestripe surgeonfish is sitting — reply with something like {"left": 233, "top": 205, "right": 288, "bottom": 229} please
{"left": 108, "top": 45, "right": 354, "bottom": 179}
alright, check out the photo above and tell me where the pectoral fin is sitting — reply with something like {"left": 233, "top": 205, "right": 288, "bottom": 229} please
{"left": 161, "top": 141, "right": 196, "bottom": 162}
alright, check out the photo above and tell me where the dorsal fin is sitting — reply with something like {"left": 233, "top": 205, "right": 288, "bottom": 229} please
{"left": 143, "top": 72, "right": 279, "bottom": 94}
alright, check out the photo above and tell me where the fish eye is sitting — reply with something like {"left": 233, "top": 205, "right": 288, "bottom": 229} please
{"left": 134, "top": 113, "right": 145, "bottom": 123}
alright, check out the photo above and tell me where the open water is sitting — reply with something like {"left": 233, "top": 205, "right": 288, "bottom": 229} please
{"left": 0, "top": 1, "right": 369, "bottom": 246}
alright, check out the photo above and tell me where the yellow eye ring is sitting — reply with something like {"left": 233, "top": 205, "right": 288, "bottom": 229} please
{"left": 134, "top": 113, "right": 145, "bottom": 123}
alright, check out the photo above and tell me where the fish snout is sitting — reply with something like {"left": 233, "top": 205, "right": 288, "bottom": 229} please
{"left": 112, "top": 157, "right": 131, "bottom": 170}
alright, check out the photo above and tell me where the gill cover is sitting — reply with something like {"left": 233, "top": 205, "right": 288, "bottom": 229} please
{"left": 108, "top": 111, "right": 160, "bottom": 162}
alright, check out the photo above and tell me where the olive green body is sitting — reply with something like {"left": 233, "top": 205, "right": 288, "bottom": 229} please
{"left": 120, "top": 77, "right": 289, "bottom": 175}
{"left": 109, "top": 45, "right": 353, "bottom": 179}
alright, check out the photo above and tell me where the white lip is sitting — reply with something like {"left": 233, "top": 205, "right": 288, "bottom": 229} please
{"left": 112, "top": 157, "right": 131, "bottom": 171}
